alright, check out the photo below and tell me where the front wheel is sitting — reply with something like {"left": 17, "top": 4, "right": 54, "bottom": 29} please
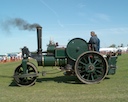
{"left": 13, "top": 62, "right": 38, "bottom": 86}
{"left": 75, "top": 51, "right": 108, "bottom": 84}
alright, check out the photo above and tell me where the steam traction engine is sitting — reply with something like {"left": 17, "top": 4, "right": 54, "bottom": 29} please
{"left": 13, "top": 27, "right": 117, "bottom": 86}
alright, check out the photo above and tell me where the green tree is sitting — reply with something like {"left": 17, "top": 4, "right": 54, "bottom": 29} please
{"left": 109, "top": 44, "right": 116, "bottom": 48}
{"left": 121, "top": 43, "right": 123, "bottom": 47}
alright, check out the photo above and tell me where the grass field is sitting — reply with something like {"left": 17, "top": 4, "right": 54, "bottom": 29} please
{"left": 0, "top": 54, "right": 128, "bottom": 102}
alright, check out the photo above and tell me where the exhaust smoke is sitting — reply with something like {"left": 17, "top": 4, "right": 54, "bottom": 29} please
{"left": 1, "top": 18, "right": 41, "bottom": 32}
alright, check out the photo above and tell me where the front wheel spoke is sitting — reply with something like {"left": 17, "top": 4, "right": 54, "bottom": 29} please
{"left": 20, "top": 78, "right": 27, "bottom": 83}
{"left": 28, "top": 70, "right": 34, "bottom": 73}
{"left": 19, "top": 68, "right": 23, "bottom": 73}
{"left": 22, "top": 78, "right": 31, "bottom": 83}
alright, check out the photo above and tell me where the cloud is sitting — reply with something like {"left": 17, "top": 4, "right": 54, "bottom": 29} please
{"left": 77, "top": 3, "right": 86, "bottom": 8}
{"left": 98, "top": 27, "right": 128, "bottom": 35}
{"left": 78, "top": 12, "right": 86, "bottom": 17}
{"left": 57, "top": 20, "right": 64, "bottom": 27}
{"left": 89, "top": 27, "right": 128, "bottom": 47}
{"left": 39, "top": 0, "right": 59, "bottom": 18}
{"left": 89, "top": 13, "right": 110, "bottom": 23}
{"left": 39, "top": 0, "right": 64, "bottom": 28}
{"left": 96, "top": 13, "right": 110, "bottom": 21}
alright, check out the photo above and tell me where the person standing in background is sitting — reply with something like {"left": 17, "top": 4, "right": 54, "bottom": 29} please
{"left": 88, "top": 31, "right": 100, "bottom": 52}
{"left": 95, "top": 34, "right": 100, "bottom": 52}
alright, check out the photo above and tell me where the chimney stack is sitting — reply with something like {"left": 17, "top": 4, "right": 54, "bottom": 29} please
{"left": 37, "top": 27, "right": 42, "bottom": 54}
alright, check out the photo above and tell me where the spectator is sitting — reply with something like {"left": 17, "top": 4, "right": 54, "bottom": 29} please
{"left": 95, "top": 34, "right": 100, "bottom": 52}
{"left": 88, "top": 31, "right": 99, "bottom": 52}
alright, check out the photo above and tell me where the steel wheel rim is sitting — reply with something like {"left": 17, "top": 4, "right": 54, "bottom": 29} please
{"left": 75, "top": 51, "right": 108, "bottom": 84}
{"left": 14, "top": 62, "right": 38, "bottom": 86}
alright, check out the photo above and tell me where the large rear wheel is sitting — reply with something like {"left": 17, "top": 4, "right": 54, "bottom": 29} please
{"left": 75, "top": 51, "right": 108, "bottom": 84}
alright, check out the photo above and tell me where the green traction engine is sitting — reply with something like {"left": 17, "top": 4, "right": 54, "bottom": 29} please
{"left": 13, "top": 27, "right": 117, "bottom": 86}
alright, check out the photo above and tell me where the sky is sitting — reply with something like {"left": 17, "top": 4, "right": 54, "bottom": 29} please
{"left": 0, "top": 0, "right": 128, "bottom": 54}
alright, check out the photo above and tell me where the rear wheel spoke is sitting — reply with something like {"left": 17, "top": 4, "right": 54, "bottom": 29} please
{"left": 81, "top": 74, "right": 85, "bottom": 78}
{"left": 91, "top": 73, "right": 94, "bottom": 81}
{"left": 96, "top": 70, "right": 102, "bottom": 74}
{"left": 88, "top": 56, "right": 91, "bottom": 64}
{"left": 79, "top": 61, "right": 88, "bottom": 67}
{"left": 93, "top": 72, "right": 98, "bottom": 78}
{"left": 80, "top": 70, "right": 86, "bottom": 74}
{"left": 87, "top": 73, "right": 90, "bottom": 80}
{"left": 93, "top": 60, "right": 98, "bottom": 65}
{"left": 95, "top": 67, "right": 102, "bottom": 69}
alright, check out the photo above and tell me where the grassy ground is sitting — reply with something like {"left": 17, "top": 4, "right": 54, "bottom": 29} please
{"left": 0, "top": 54, "right": 128, "bottom": 102}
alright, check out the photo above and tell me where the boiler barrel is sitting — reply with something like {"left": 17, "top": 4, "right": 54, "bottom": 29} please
{"left": 42, "top": 55, "right": 67, "bottom": 66}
